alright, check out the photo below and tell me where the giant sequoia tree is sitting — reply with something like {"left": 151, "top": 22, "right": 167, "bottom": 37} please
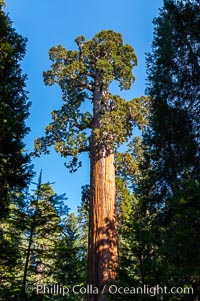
{"left": 35, "top": 30, "right": 148, "bottom": 300}
{"left": 0, "top": 1, "right": 32, "bottom": 217}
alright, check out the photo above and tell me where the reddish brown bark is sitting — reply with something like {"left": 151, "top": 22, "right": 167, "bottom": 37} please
{"left": 88, "top": 143, "right": 118, "bottom": 301}
{"left": 87, "top": 75, "right": 119, "bottom": 301}
{"left": 88, "top": 152, "right": 118, "bottom": 301}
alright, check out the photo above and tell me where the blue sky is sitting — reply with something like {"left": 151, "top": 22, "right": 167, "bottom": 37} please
{"left": 5, "top": 0, "right": 163, "bottom": 212}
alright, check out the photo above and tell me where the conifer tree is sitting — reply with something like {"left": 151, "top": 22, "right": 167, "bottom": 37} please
{"left": 0, "top": 1, "right": 32, "bottom": 217}
{"left": 112, "top": 2, "right": 200, "bottom": 299}
{"left": 20, "top": 172, "right": 68, "bottom": 301}
{"left": 0, "top": 3, "right": 32, "bottom": 299}
{"left": 0, "top": 203, "right": 25, "bottom": 300}
{"left": 35, "top": 30, "right": 148, "bottom": 300}
{"left": 140, "top": 0, "right": 200, "bottom": 298}
{"left": 55, "top": 213, "right": 87, "bottom": 301}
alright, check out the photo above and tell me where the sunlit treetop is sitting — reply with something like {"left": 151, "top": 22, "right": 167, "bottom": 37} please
{"left": 44, "top": 30, "right": 137, "bottom": 90}
{"left": 35, "top": 30, "right": 149, "bottom": 171}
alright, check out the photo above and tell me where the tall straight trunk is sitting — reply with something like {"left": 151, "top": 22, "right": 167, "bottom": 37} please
{"left": 87, "top": 79, "right": 118, "bottom": 301}
{"left": 88, "top": 149, "right": 118, "bottom": 301}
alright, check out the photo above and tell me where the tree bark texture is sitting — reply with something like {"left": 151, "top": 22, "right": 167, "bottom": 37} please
{"left": 87, "top": 79, "right": 118, "bottom": 301}
{"left": 88, "top": 151, "right": 118, "bottom": 301}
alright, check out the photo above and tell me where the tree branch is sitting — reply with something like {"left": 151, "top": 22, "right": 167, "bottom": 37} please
{"left": 61, "top": 146, "right": 90, "bottom": 157}
{"left": 76, "top": 79, "right": 94, "bottom": 92}
{"left": 74, "top": 121, "right": 93, "bottom": 131}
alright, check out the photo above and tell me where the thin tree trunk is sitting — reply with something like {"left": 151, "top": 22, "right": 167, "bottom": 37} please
{"left": 21, "top": 221, "right": 34, "bottom": 301}
{"left": 21, "top": 171, "right": 42, "bottom": 301}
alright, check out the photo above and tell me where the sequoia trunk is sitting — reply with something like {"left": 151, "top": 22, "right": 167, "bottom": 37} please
{"left": 88, "top": 149, "right": 118, "bottom": 301}
{"left": 87, "top": 80, "right": 118, "bottom": 301}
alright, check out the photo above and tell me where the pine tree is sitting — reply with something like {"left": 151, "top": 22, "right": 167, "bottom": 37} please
{"left": 0, "top": 2, "right": 32, "bottom": 217}
{"left": 112, "top": 2, "right": 200, "bottom": 299}
{"left": 0, "top": 4, "right": 32, "bottom": 300}
{"left": 54, "top": 213, "right": 87, "bottom": 301}
{"left": 140, "top": 0, "right": 200, "bottom": 299}
{"left": 0, "top": 203, "right": 25, "bottom": 300}
{"left": 77, "top": 184, "right": 90, "bottom": 265}
{"left": 20, "top": 173, "right": 68, "bottom": 301}
{"left": 35, "top": 30, "right": 149, "bottom": 300}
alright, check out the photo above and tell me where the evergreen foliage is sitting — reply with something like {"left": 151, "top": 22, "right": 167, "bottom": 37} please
{"left": 144, "top": 2, "right": 200, "bottom": 294}
{"left": 54, "top": 213, "right": 87, "bottom": 300}
{"left": 34, "top": 30, "right": 148, "bottom": 167}
{"left": 0, "top": 5, "right": 33, "bottom": 300}
{"left": 0, "top": 2, "right": 32, "bottom": 217}
{"left": 117, "top": 1, "right": 200, "bottom": 300}
{"left": 0, "top": 203, "right": 25, "bottom": 300}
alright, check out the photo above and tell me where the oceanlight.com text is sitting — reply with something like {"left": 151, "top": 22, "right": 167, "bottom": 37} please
{"left": 25, "top": 283, "right": 194, "bottom": 297}
{"left": 107, "top": 284, "right": 193, "bottom": 296}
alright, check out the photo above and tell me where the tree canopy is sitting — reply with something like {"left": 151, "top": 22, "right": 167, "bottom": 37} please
{"left": 34, "top": 30, "right": 149, "bottom": 166}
